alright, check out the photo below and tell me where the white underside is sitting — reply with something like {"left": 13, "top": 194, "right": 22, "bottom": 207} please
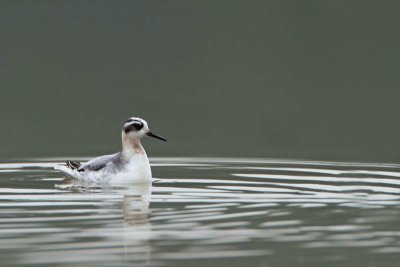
{"left": 54, "top": 154, "right": 152, "bottom": 185}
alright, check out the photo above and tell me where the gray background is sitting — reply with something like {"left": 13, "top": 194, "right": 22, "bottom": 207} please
{"left": 1, "top": 1, "right": 399, "bottom": 161}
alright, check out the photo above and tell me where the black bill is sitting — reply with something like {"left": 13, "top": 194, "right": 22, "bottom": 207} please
{"left": 146, "top": 131, "right": 167, "bottom": 142}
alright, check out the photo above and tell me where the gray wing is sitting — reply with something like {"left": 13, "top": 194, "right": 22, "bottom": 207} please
{"left": 79, "top": 152, "right": 122, "bottom": 172}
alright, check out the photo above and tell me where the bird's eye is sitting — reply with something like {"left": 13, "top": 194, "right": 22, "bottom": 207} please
{"left": 123, "top": 119, "right": 144, "bottom": 133}
{"left": 132, "top": 121, "right": 143, "bottom": 130}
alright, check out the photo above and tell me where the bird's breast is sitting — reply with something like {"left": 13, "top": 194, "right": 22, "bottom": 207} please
{"left": 113, "top": 154, "right": 152, "bottom": 184}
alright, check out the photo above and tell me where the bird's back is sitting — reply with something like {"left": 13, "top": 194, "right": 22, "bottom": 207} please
{"left": 79, "top": 152, "right": 123, "bottom": 172}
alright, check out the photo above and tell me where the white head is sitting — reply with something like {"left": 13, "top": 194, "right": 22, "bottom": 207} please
{"left": 122, "top": 117, "right": 167, "bottom": 142}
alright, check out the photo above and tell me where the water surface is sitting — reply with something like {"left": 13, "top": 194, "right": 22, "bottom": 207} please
{"left": 1, "top": 157, "right": 400, "bottom": 266}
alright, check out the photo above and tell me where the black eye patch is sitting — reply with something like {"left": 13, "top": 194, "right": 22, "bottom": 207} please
{"left": 124, "top": 120, "right": 143, "bottom": 133}
{"left": 132, "top": 121, "right": 143, "bottom": 130}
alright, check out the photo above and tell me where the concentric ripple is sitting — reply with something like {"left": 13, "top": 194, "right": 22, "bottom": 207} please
{"left": 1, "top": 157, "right": 400, "bottom": 267}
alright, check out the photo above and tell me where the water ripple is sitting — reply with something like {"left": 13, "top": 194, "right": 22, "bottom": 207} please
{"left": 1, "top": 157, "right": 400, "bottom": 266}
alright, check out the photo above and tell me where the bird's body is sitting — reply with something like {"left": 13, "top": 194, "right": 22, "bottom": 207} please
{"left": 54, "top": 117, "right": 166, "bottom": 185}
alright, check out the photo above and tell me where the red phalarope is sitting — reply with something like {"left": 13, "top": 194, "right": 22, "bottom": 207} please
{"left": 54, "top": 117, "right": 166, "bottom": 184}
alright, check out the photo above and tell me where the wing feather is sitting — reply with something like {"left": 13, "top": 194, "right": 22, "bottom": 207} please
{"left": 78, "top": 153, "right": 122, "bottom": 172}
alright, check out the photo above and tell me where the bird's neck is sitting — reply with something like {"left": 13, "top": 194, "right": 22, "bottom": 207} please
{"left": 122, "top": 135, "right": 146, "bottom": 160}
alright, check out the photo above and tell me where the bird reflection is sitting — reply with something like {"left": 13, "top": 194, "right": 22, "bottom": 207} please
{"left": 121, "top": 185, "right": 152, "bottom": 265}
{"left": 56, "top": 178, "right": 153, "bottom": 266}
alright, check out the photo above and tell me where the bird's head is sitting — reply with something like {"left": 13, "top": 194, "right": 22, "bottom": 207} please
{"left": 122, "top": 117, "right": 167, "bottom": 142}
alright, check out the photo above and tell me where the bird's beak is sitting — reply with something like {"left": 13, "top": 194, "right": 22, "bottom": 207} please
{"left": 146, "top": 131, "right": 167, "bottom": 142}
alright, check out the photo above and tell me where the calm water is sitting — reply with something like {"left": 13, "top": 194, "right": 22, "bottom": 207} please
{"left": 2, "top": 157, "right": 400, "bottom": 267}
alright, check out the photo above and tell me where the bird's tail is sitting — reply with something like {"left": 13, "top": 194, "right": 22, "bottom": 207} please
{"left": 66, "top": 160, "right": 81, "bottom": 170}
{"left": 54, "top": 163, "right": 80, "bottom": 179}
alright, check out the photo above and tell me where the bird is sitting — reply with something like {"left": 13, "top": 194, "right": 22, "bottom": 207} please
{"left": 54, "top": 117, "right": 166, "bottom": 184}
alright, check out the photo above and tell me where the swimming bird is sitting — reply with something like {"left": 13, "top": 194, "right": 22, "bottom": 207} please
{"left": 54, "top": 117, "right": 166, "bottom": 184}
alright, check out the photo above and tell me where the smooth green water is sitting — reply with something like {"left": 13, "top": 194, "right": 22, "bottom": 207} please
{"left": 2, "top": 157, "right": 400, "bottom": 267}
{"left": 1, "top": 1, "right": 400, "bottom": 161}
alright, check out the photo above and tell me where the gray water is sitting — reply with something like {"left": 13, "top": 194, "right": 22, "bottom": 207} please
{"left": 2, "top": 157, "right": 400, "bottom": 267}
